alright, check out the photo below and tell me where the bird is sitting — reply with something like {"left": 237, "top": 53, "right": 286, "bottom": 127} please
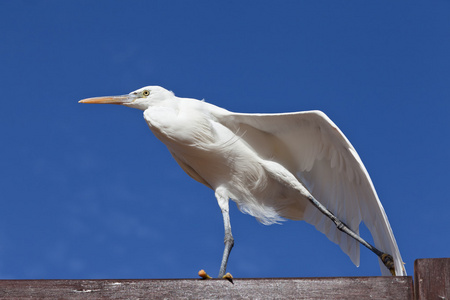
{"left": 79, "top": 86, "right": 406, "bottom": 278}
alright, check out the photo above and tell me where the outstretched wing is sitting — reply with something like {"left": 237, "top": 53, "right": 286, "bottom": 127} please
{"left": 215, "top": 109, "right": 405, "bottom": 276}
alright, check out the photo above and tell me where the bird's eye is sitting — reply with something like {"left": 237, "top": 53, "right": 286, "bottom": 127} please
{"left": 142, "top": 90, "right": 150, "bottom": 97}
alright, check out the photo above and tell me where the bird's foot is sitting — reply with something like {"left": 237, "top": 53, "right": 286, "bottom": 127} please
{"left": 222, "top": 272, "right": 233, "bottom": 284}
{"left": 198, "top": 269, "right": 212, "bottom": 279}
{"left": 198, "top": 270, "right": 233, "bottom": 284}
{"left": 381, "top": 253, "right": 396, "bottom": 276}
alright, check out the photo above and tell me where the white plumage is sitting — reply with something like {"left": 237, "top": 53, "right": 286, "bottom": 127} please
{"left": 79, "top": 86, "right": 406, "bottom": 277}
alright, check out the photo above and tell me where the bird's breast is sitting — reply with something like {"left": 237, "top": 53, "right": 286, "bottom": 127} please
{"left": 146, "top": 107, "right": 261, "bottom": 187}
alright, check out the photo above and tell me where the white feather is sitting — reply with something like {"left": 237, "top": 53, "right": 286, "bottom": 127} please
{"left": 80, "top": 86, "right": 406, "bottom": 276}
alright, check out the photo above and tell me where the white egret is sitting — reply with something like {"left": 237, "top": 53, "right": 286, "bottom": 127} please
{"left": 79, "top": 86, "right": 406, "bottom": 277}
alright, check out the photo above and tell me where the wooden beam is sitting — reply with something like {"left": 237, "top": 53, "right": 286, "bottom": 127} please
{"left": 0, "top": 276, "right": 413, "bottom": 299}
{"left": 414, "top": 258, "right": 450, "bottom": 300}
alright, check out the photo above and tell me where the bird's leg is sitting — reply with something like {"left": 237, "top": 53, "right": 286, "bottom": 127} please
{"left": 307, "top": 194, "right": 396, "bottom": 275}
{"left": 219, "top": 211, "right": 234, "bottom": 279}
{"left": 216, "top": 191, "right": 234, "bottom": 280}
{"left": 199, "top": 191, "right": 234, "bottom": 282}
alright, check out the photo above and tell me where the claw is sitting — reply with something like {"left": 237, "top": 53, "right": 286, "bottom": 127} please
{"left": 222, "top": 272, "right": 233, "bottom": 284}
{"left": 381, "top": 253, "right": 396, "bottom": 276}
{"left": 199, "top": 269, "right": 233, "bottom": 283}
{"left": 198, "top": 269, "right": 212, "bottom": 279}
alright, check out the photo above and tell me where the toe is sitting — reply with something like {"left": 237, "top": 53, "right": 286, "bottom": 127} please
{"left": 222, "top": 272, "right": 233, "bottom": 284}
{"left": 198, "top": 269, "right": 212, "bottom": 279}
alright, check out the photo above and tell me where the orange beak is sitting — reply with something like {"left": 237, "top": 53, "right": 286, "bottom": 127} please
{"left": 78, "top": 95, "right": 135, "bottom": 105}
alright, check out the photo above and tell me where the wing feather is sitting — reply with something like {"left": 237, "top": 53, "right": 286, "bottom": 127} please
{"left": 214, "top": 109, "right": 405, "bottom": 275}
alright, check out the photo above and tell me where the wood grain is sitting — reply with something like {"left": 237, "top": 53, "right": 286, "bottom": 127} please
{"left": 0, "top": 276, "right": 413, "bottom": 300}
{"left": 414, "top": 258, "right": 450, "bottom": 300}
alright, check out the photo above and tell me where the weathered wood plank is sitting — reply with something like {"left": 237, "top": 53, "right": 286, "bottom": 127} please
{"left": 414, "top": 258, "right": 450, "bottom": 300}
{"left": 0, "top": 277, "right": 413, "bottom": 300}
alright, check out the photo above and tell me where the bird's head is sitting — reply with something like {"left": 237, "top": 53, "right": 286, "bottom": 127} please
{"left": 79, "top": 86, "right": 175, "bottom": 110}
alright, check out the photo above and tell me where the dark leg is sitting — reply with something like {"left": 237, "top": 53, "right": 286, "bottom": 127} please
{"left": 307, "top": 195, "right": 396, "bottom": 275}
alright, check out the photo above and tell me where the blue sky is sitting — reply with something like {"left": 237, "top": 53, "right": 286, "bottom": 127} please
{"left": 1, "top": 1, "right": 449, "bottom": 279}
